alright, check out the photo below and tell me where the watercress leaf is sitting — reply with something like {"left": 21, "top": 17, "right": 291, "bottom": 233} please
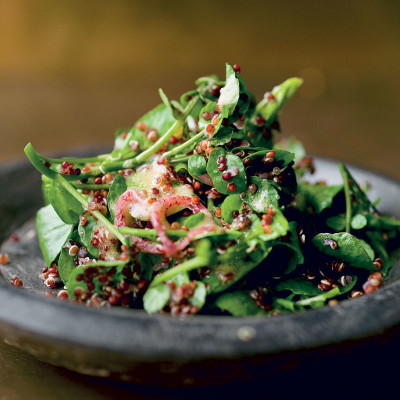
{"left": 58, "top": 247, "right": 77, "bottom": 285}
{"left": 255, "top": 77, "right": 303, "bottom": 127}
{"left": 143, "top": 284, "right": 171, "bottom": 314}
{"left": 190, "top": 281, "right": 207, "bottom": 309}
{"left": 198, "top": 102, "right": 228, "bottom": 134}
{"left": 78, "top": 214, "right": 99, "bottom": 258}
{"left": 351, "top": 213, "right": 368, "bottom": 230}
{"left": 312, "top": 232, "right": 376, "bottom": 270}
{"left": 244, "top": 148, "right": 295, "bottom": 168}
{"left": 36, "top": 204, "right": 74, "bottom": 266}
{"left": 207, "top": 148, "right": 247, "bottom": 194}
{"left": 182, "top": 212, "right": 205, "bottom": 229}
{"left": 213, "top": 291, "right": 267, "bottom": 316}
{"left": 107, "top": 174, "right": 127, "bottom": 223}
{"left": 326, "top": 214, "right": 346, "bottom": 231}
{"left": 243, "top": 176, "right": 279, "bottom": 213}
{"left": 210, "top": 127, "right": 249, "bottom": 147}
{"left": 159, "top": 88, "right": 182, "bottom": 120}
{"left": 115, "top": 103, "right": 176, "bottom": 153}
{"left": 247, "top": 206, "right": 289, "bottom": 242}
{"left": 188, "top": 154, "right": 207, "bottom": 178}
{"left": 221, "top": 194, "right": 242, "bottom": 223}
{"left": 301, "top": 183, "right": 343, "bottom": 214}
{"left": 217, "top": 63, "right": 240, "bottom": 116}
{"left": 275, "top": 278, "right": 321, "bottom": 296}
{"left": 47, "top": 179, "right": 82, "bottom": 225}
{"left": 295, "top": 276, "right": 357, "bottom": 307}
{"left": 274, "top": 297, "right": 296, "bottom": 312}
{"left": 275, "top": 136, "right": 306, "bottom": 165}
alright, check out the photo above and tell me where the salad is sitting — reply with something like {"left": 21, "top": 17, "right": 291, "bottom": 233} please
{"left": 24, "top": 63, "right": 400, "bottom": 317}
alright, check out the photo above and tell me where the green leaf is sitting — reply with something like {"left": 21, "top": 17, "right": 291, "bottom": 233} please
{"left": 198, "top": 102, "right": 227, "bottom": 134}
{"left": 182, "top": 212, "right": 205, "bottom": 228}
{"left": 221, "top": 194, "right": 242, "bottom": 223}
{"left": 255, "top": 77, "right": 303, "bottom": 126}
{"left": 295, "top": 276, "right": 357, "bottom": 308}
{"left": 312, "top": 232, "right": 376, "bottom": 270}
{"left": 351, "top": 214, "right": 368, "bottom": 230}
{"left": 243, "top": 176, "right": 279, "bottom": 213}
{"left": 275, "top": 278, "right": 321, "bottom": 296}
{"left": 191, "top": 281, "right": 207, "bottom": 309}
{"left": 36, "top": 204, "right": 74, "bottom": 266}
{"left": 207, "top": 148, "right": 247, "bottom": 195}
{"left": 143, "top": 284, "right": 171, "bottom": 314}
{"left": 275, "top": 136, "right": 306, "bottom": 165}
{"left": 327, "top": 214, "right": 346, "bottom": 231}
{"left": 115, "top": 103, "right": 176, "bottom": 154}
{"left": 78, "top": 214, "right": 99, "bottom": 258}
{"left": 213, "top": 291, "right": 267, "bottom": 316}
{"left": 301, "top": 183, "right": 343, "bottom": 214}
{"left": 107, "top": 174, "right": 127, "bottom": 223}
{"left": 217, "top": 63, "right": 240, "bottom": 116}
{"left": 47, "top": 179, "right": 83, "bottom": 225}
{"left": 188, "top": 154, "right": 207, "bottom": 179}
{"left": 243, "top": 148, "right": 295, "bottom": 168}
{"left": 58, "top": 247, "right": 78, "bottom": 285}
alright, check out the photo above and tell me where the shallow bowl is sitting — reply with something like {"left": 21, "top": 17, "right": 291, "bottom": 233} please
{"left": 0, "top": 155, "right": 400, "bottom": 387}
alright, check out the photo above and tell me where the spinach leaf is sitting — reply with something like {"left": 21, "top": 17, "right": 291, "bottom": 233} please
{"left": 207, "top": 148, "right": 247, "bottom": 195}
{"left": 312, "top": 232, "right": 376, "bottom": 270}
{"left": 243, "top": 176, "right": 279, "bottom": 213}
{"left": 275, "top": 136, "right": 306, "bottom": 165}
{"left": 301, "top": 183, "right": 343, "bottom": 214}
{"left": 213, "top": 291, "right": 267, "bottom": 316}
{"left": 107, "top": 174, "right": 127, "bottom": 223}
{"left": 255, "top": 77, "right": 303, "bottom": 127}
{"left": 221, "top": 194, "right": 242, "bottom": 223}
{"left": 36, "top": 204, "right": 74, "bottom": 266}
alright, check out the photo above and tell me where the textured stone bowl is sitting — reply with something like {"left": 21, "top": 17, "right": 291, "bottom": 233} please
{"left": 0, "top": 155, "right": 400, "bottom": 387}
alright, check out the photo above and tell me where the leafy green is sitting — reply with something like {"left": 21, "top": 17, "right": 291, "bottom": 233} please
{"left": 312, "top": 232, "right": 376, "bottom": 270}
{"left": 78, "top": 214, "right": 99, "bottom": 258}
{"left": 213, "top": 291, "right": 267, "bottom": 316}
{"left": 301, "top": 183, "right": 343, "bottom": 214}
{"left": 107, "top": 174, "right": 127, "bottom": 223}
{"left": 36, "top": 204, "right": 74, "bottom": 266}
{"left": 207, "top": 148, "right": 247, "bottom": 194}
{"left": 221, "top": 194, "right": 242, "bottom": 223}
{"left": 255, "top": 77, "right": 303, "bottom": 127}
{"left": 243, "top": 176, "right": 279, "bottom": 213}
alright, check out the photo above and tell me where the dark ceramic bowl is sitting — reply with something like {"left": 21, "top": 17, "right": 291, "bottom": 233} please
{"left": 0, "top": 155, "right": 400, "bottom": 387}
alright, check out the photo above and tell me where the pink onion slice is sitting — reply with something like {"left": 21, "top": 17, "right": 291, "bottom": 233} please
{"left": 150, "top": 195, "right": 216, "bottom": 256}
{"left": 114, "top": 188, "right": 163, "bottom": 254}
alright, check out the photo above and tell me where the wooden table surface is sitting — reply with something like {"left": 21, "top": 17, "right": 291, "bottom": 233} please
{"left": 0, "top": 1, "right": 399, "bottom": 398}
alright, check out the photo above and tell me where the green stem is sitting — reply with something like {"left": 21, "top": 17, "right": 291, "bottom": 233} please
{"left": 163, "top": 129, "right": 206, "bottom": 159}
{"left": 25, "top": 143, "right": 127, "bottom": 244}
{"left": 119, "top": 227, "right": 188, "bottom": 240}
{"left": 151, "top": 256, "right": 206, "bottom": 287}
{"left": 339, "top": 163, "right": 351, "bottom": 233}
{"left": 122, "top": 120, "right": 183, "bottom": 169}
{"left": 55, "top": 174, "right": 126, "bottom": 244}
{"left": 40, "top": 154, "right": 109, "bottom": 164}
{"left": 72, "top": 183, "right": 111, "bottom": 190}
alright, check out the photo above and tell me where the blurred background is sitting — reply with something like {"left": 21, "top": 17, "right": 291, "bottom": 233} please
{"left": 1, "top": 0, "right": 399, "bottom": 178}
